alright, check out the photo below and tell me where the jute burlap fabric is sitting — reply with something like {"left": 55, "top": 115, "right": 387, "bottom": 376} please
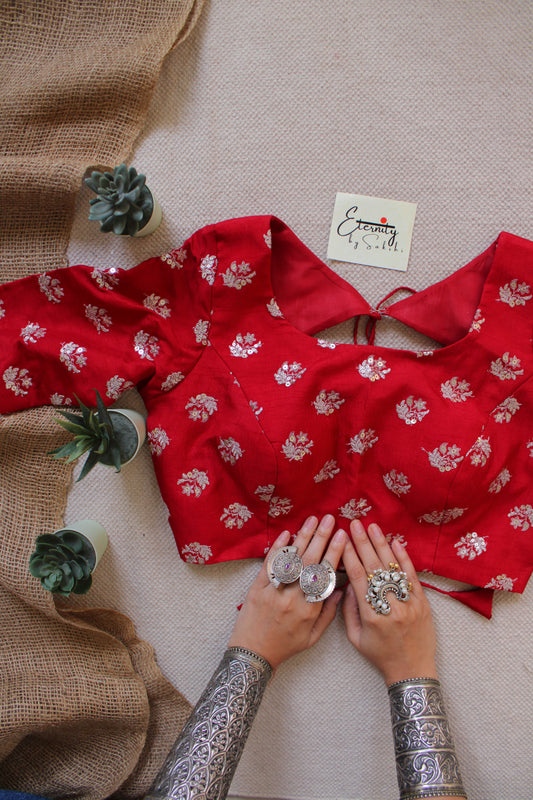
{"left": 0, "top": 2, "right": 205, "bottom": 796}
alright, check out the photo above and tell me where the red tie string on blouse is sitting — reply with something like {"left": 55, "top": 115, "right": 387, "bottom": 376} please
{"left": 363, "top": 286, "right": 417, "bottom": 346}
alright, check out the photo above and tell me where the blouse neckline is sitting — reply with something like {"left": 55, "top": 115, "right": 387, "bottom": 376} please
{"left": 267, "top": 217, "right": 507, "bottom": 361}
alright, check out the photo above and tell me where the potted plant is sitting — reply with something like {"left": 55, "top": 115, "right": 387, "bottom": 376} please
{"left": 85, "top": 163, "right": 162, "bottom": 237}
{"left": 50, "top": 390, "right": 146, "bottom": 481}
{"left": 29, "top": 519, "right": 108, "bottom": 596}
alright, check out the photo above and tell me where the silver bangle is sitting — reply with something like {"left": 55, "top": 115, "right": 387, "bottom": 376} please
{"left": 145, "top": 647, "right": 272, "bottom": 800}
{"left": 388, "top": 678, "right": 467, "bottom": 800}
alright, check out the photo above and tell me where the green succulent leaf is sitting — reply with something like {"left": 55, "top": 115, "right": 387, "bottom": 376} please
{"left": 112, "top": 215, "right": 127, "bottom": 235}
{"left": 29, "top": 530, "right": 97, "bottom": 596}
{"left": 84, "top": 163, "right": 154, "bottom": 236}
{"left": 108, "top": 442, "right": 123, "bottom": 473}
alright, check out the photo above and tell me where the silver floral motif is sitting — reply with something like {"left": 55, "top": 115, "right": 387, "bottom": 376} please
{"left": 193, "top": 319, "right": 210, "bottom": 345}
{"left": 316, "top": 338, "right": 336, "bottom": 349}
{"left": 91, "top": 266, "right": 119, "bottom": 290}
{"left": 134, "top": 330, "right": 160, "bottom": 360}
{"left": 249, "top": 400, "right": 263, "bottom": 416}
{"left": 313, "top": 389, "right": 345, "bottom": 415}
{"left": 218, "top": 436, "right": 243, "bottom": 464}
{"left": 220, "top": 503, "right": 253, "bottom": 528}
{"left": 148, "top": 427, "right": 170, "bottom": 456}
{"left": 185, "top": 394, "right": 218, "bottom": 423}
{"left": 357, "top": 355, "right": 390, "bottom": 381}
{"left": 181, "top": 541, "right": 213, "bottom": 564}
{"left": 348, "top": 428, "right": 378, "bottom": 454}
{"left": 339, "top": 497, "right": 372, "bottom": 520}
{"left": 84, "top": 304, "right": 112, "bottom": 333}
{"left": 418, "top": 508, "right": 467, "bottom": 525}
{"left": 454, "top": 531, "right": 487, "bottom": 560}
{"left": 274, "top": 361, "right": 306, "bottom": 387}
{"left": 469, "top": 307, "right": 485, "bottom": 332}
{"left": 255, "top": 485, "right": 275, "bottom": 502}
{"left": 314, "top": 459, "right": 340, "bottom": 483}
{"left": 527, "top": 440, "right": 533, "bottom": 458}
{"left": 485, "top": 574, "right": 516, "bottom": 591}
{"left": 221, "top": 260, "right": 256, "bottom": 289}
{"left": 229, "top": 332, "right": 262, "bottom": 358}
{"left": 467, "top": 435, "right": 491, "bottom": 466}
{"left": 38, "top": 273, "right": 64, "bottom": 303}
{"left": 3, "top": 366, "right": 32, "bottom": 396}
{"left": 508, "top": 504, "right": 533, "bottom": 531}
{"left": 20, "top": 322, "right": 46, "bottom": 344}
{"left": 499, "top": 279, "right": 532, "bottom": 307}
{"left": 489, "top": 352, "right": 524, "bottom": 380}
{"left": 144, "top": 294, "right": 171, "bottom": 318}
{"left": 268, "top": 497, "right": 293, "bottom": 517}
{"left": 59, "top": 342, "right": 87, "bottom": 373}
{"left": 281, "top": 431, "right": 314, "bottom": 461}
{"left": 50, "top": 393, "right": 71, "bottom": 405}
{"left": 266, "top": 298, "right": 283, "bottom": 317}
{"left": 264, "top": 229, "right": 272, "bottom": 248}
{"left": 177, "top": 469, "right": 209, "bottom": 497}
{"left": 161, "top": 371, "right": 185, "bottom": 392}
{"left": 200, "top": 254, "right": 217, "bottom": 285}
{"left": 383, "top": 470, "right": 411, "bottom": 496}
{"left": 491, "top": 396, "right": 521, "bottom": 423}
{"left": 161, "top": 246, "right": 187, "bottom": 269}
{"left": 425, "top": 442, "right": 463, "bottom": 472}
{"left": 106, "top": 375, "right": 134, "bottom": 400}
{"left": 386, "top": 533, "right": 408, "bottom": 547}
{"left": 396, "top": 396, "right": 429, "bottom": 425}
{"left": 440, "top": 376, "right": 473, "bottom": 403}
{"left": 488, "top": 468, "right": 511, "bottom": 494}
{"left": 0, "top": 299, "right": 5, "bottom": 318}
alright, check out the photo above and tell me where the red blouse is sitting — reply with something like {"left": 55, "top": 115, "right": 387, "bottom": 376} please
{"left": 1, "top": 215, "right": 532, "bottom": 617}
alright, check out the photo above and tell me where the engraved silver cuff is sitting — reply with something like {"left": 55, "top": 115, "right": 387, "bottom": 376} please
{"left": 388, "top": 678, "right": 467, "bottom": 800}
{"left": 145, "top": 647, "right": 272, "bottom": 800}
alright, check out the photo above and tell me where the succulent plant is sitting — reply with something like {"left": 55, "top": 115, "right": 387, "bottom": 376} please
{"left": 85, "top": 163, "right": 154, "bottom": 236}
{"left": 50, "top": 390, "right": 123, "bottom": 481}
{"left": 29, "top": 530, "right": 96, "bottom": 596}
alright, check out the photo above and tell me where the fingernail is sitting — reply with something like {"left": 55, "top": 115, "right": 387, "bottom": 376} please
{"left": 333, "top": 529, "right": 346, "bottom": 543}
{"left": 368, "top": 524, "right": 382, "bottom": 538}
{"left": 321, "top": 513, "right": 335, "bottom": 526}
{"left": 351, "top": 520, "right": 365, "bottom": 536}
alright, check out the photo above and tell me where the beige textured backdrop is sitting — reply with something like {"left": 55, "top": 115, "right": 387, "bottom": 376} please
{"left": 66, "top": 2, "right": 533, "bottom": 799}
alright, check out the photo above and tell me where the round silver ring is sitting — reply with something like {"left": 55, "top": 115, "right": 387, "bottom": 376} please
{"left": 365, "top": 567, "right": 411, "bottom": 615}
{"left": 266, "top": 546, "right": 303, "bottom": 588}
{"left": 299, "top": 560, "right": 336, "bottom": 603}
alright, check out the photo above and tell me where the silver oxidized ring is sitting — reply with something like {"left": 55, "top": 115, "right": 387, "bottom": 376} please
{"left": 299, "top": 560, "right": 336, "bottom": 603}
{"left": 366, "top": 565, "right": 412, "bottom": 615}
{"left": 266, "top": 545, "right": 303, "bottom": 588}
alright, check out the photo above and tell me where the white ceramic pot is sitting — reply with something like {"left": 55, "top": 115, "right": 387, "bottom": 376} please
{"left": 109, "top": 407, "right": 146, "bottom": 465}
{"left": 57, "top": 518, "right": 108, "bottom": 570}
{"left": 134, "top": 193, "right": 162, "bottom": 237}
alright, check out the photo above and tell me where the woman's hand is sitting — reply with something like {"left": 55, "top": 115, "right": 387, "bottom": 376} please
{"left": 342, "top": 520, "right": 438, "bottom": 686}
{"left": 228, "top": 514, "right": 346, "bottom": 670}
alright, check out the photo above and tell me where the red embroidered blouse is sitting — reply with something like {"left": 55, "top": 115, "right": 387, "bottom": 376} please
{"left": 1, "top": 216, "right": 532, "bottom": 617}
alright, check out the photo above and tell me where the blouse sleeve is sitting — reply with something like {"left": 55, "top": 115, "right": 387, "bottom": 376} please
{"left": 0, "top": 229, "right": 212, "bottom": 413}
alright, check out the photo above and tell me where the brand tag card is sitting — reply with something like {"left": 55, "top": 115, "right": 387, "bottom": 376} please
{"left": 327, "top": 192, "right": 417, "bottom": 272}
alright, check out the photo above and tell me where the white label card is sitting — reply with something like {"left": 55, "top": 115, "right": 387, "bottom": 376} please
{"left": 327, "top": 192, "right": 417, "bottom": 272}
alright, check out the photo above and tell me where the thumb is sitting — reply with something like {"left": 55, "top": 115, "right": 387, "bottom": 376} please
{"left": 342, "top": 583, "right": 363, "bottom": 644}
